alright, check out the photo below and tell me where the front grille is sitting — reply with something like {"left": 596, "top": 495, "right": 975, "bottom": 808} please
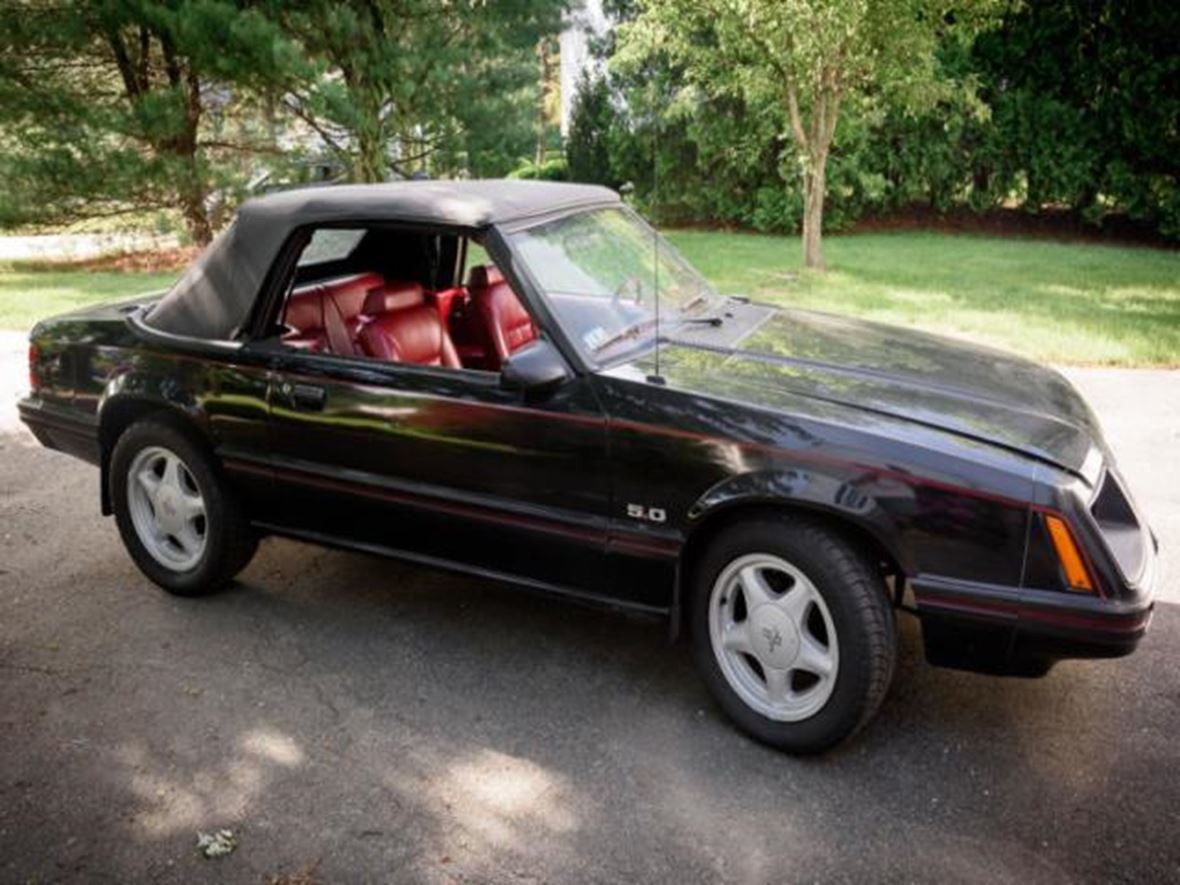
{"left": 1090, "top": 470, "right": 1146, "bottom": 583}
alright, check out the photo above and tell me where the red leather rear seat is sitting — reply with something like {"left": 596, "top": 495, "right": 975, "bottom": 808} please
{"left": 324, "top": 273, "right": 384, "bottom": 347}
{"left": 283, "top": 272, "right": 384, "bottom": 355}
{"left": 358, "top": 282, "right": 461, "bottom": 368}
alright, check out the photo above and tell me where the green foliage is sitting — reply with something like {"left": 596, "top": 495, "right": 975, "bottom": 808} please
{"left": 589, "top": 0, "right": 1179, "bottom": 242}
{"left": 273, "top": 0, "right": 568, "bottom": 182}
{"left": 968, "top": 0, "right": 1180, "bottom": 235}
{"left": 0, "top": 1, "right": 299, "bottom": 244}
{"left": 0, "top": 0, "right": 569, "bottom": 240}
{"left": 566, "top": 72, "right": 617, "bottom": 186}
{"left": 612, "top": 0, "right": 1004, "bottom": 267}
{"left": 0, "top": 0, "right": 1174, "bottom": 246}
{"left": 508, "top": 156, "right": 569, "bottom": 180}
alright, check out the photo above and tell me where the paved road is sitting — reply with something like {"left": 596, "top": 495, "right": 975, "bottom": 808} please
{"left": 1, "top": 345, "right": 1177, "bottom": 883}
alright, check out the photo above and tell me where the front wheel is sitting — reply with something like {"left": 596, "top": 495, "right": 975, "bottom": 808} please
{"left": 110, "top": 418, "right": 257, "bottom": 596}
{"left": 690, "top": 516, "right": 896, "bottom": 753}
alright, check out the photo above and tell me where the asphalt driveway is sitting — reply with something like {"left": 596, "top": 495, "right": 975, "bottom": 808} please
{"left": 1, "top": 337, "right": 1177, "bottom": 883}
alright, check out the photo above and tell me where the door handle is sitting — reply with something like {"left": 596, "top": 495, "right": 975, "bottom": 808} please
{"left": 283, "top": 382, "right": 326, "bottom": 411}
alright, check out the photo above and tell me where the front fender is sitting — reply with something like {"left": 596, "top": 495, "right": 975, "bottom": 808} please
{"left": 686, "top": 468, "right": 916, "bottom": 575}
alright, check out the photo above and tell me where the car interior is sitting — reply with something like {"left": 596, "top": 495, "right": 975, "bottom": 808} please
{"left": 277, "top": 226, "right": 538, "bottom": 372}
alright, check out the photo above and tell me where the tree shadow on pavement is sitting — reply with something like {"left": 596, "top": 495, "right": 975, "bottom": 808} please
{"left": 4, "top": 533, "right": 1175, "bottom": 884}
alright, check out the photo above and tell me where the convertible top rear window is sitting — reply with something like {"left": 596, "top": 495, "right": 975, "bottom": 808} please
{"left": 298, "top": 228, "right": 365, "bottom": 266}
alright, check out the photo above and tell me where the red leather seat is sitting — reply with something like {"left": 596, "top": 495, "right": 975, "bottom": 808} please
{"left": 431, "top": 286, "right": 468, "bottom": 329}
{"left": 323, "top": 273, "right": 383, "bottom": 347}
{"left": 465, "top": 265, "right": 537, "bottom": 371}
{"left": 283, "top": 272, "right": 384, "bottom": 355}
{"left": 283, "top": 287, "right": 329, "bottom": 351}
{"left": 358, "top": 282, "right": 462, "bottom": 368}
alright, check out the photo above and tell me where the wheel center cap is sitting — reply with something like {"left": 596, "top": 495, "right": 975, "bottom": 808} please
{"left": 749, "top": 604, "right": 800, "bottom": 668}
{"left": 156, "top": 489, "right": 182, "bottom": 534}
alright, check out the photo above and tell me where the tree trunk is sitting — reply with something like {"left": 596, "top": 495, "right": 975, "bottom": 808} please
{"left": 802, "top": 155, "right": 827, "bottom": 270}
{"left": 350, "top": 76, "right": 387, "bottom": 182}
{"left": 178, "top": 71, "right": 212, "bottom": 246}
{"left": 179, "top": 187, "right": 213, "bottom": 246}
{"left": 355, "top": 121, "right": 387, "bottom": 182}
{"left": 535, "top": 38, "right": 548, "bottom": 165}
{"left": 784, "top": 76, "right": 836, "bottom": 272}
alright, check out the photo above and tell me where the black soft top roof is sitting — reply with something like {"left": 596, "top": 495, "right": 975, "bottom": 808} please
{"left": 146, "top": 179, "right": 619, "bottom": 340}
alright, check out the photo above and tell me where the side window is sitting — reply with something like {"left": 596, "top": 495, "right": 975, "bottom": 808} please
{"left": 276, "top": 226, "right": 538, "bottom": 374}
{"left": 462, "top": 238, "right": 491, "bottom": 278}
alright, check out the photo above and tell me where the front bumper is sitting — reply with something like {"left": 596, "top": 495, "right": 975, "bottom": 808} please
{"left": 912, "top": 565, "right": 1155, "bottom": 677}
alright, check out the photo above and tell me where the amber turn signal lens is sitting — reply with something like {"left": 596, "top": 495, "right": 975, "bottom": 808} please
{"left": 1043, "top": 514, "right": 1095, "bottom": 592}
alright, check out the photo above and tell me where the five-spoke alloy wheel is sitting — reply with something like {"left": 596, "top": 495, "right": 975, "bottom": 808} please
{"left": 691, "top": 515, "right": 896, "bottom": 754}
{"left": 111, "top": 418, "right": 257, "bottom": 595}
{"left": 709, "top": 553, "right": 840, "bottom": 722}
{"left": 126, "top": 446, "right": 208, "bottom": 571}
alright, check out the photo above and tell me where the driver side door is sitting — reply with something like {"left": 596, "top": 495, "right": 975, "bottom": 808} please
{"left": 261, "top": 350, "right": 613, "bottom": 598}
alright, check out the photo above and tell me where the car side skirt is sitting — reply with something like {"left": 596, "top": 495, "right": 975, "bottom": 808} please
{"left": 252, "top": 521, "right": 671, "bottom": 619}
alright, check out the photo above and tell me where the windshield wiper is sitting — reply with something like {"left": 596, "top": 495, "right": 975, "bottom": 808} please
{"left": 592, "top": 318, "right": 658, "bottom": 356}
{"left": 679, "top": 315, "right": 725, "bottom": 327}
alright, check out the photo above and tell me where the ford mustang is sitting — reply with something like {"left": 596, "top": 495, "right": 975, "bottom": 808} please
{"left": 19, "top": 180, "right": 1157, "bottom": 752}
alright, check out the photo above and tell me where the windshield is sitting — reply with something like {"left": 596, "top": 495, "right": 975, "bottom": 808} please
{"left": 507, "top": 206, "right": 719, "bottom": 364}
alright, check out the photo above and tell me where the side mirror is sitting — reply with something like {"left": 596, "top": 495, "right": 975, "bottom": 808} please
{"left": 500, "top": 340, "right": 570, "bottom": 397}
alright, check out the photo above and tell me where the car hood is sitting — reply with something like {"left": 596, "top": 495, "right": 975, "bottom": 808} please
{"left": 650, "top": 305, "right": 1103, "bottom": 477}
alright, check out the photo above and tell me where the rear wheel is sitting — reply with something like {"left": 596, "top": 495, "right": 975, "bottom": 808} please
{"left": 690, "top": 516, "right": 896, "bottom": 753}
{"left": 110, "top": 419, "right": 257, "bottom": 596}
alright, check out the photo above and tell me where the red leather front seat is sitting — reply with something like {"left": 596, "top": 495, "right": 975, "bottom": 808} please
{"left": 282, "top": 286, "right": 329, "bottom": 351}
{"left": 466, "top": 265, "right": 537, "bottom": 371}
{"left": 359, "top": 282, "right": 462, "bottom": 368}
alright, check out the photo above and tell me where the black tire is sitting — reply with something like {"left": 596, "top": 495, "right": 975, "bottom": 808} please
{"left": 690, "top": 515, "right": 896, "bottom": 754}
{"left": 110, "top": 418, "right": 258, "bottom": 596}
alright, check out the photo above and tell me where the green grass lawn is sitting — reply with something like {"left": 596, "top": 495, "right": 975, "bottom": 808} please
{"left": 667, "top": 230, "right": 1180, "bottom": 367}
{"left": 1, "top": 230, "right": 1178, "bottom": 366}
{"left": 0, "top": 262, "right": 177, "bottom": 330}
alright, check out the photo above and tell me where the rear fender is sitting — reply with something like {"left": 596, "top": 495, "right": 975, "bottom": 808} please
{"left": 96, "top": 371, "right": 210, "bottom": 515}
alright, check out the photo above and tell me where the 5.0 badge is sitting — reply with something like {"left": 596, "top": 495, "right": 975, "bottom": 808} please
{"left": 626, "top": 503, "right": 667, "bottom": 523}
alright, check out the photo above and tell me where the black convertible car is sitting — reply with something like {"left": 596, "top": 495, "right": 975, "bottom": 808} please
{"left": 20, "top": 181, "right": 1157, "bottom": 752}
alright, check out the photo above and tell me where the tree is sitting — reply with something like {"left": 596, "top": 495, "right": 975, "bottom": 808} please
{"left": 534, "top": 35, "right": 561, "bottom": 165}
{"left": 271, "top": 0, "right": 568, "bottom": 183}
{"left": 969, "top": 0, "right": 1180, "bottom": 236}
{"left": 566, "top": 71, "right": 617, "bottom": 186}
{"left": 619, "top": 0, "right": 1002, "bottom": 269}
{"left": 0, "top": 1, "right": 298, "bottom": 244}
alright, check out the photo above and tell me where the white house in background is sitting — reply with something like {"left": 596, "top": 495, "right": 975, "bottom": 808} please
{"left": 559, "top": 0, "right": 609, "bottom": 137}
